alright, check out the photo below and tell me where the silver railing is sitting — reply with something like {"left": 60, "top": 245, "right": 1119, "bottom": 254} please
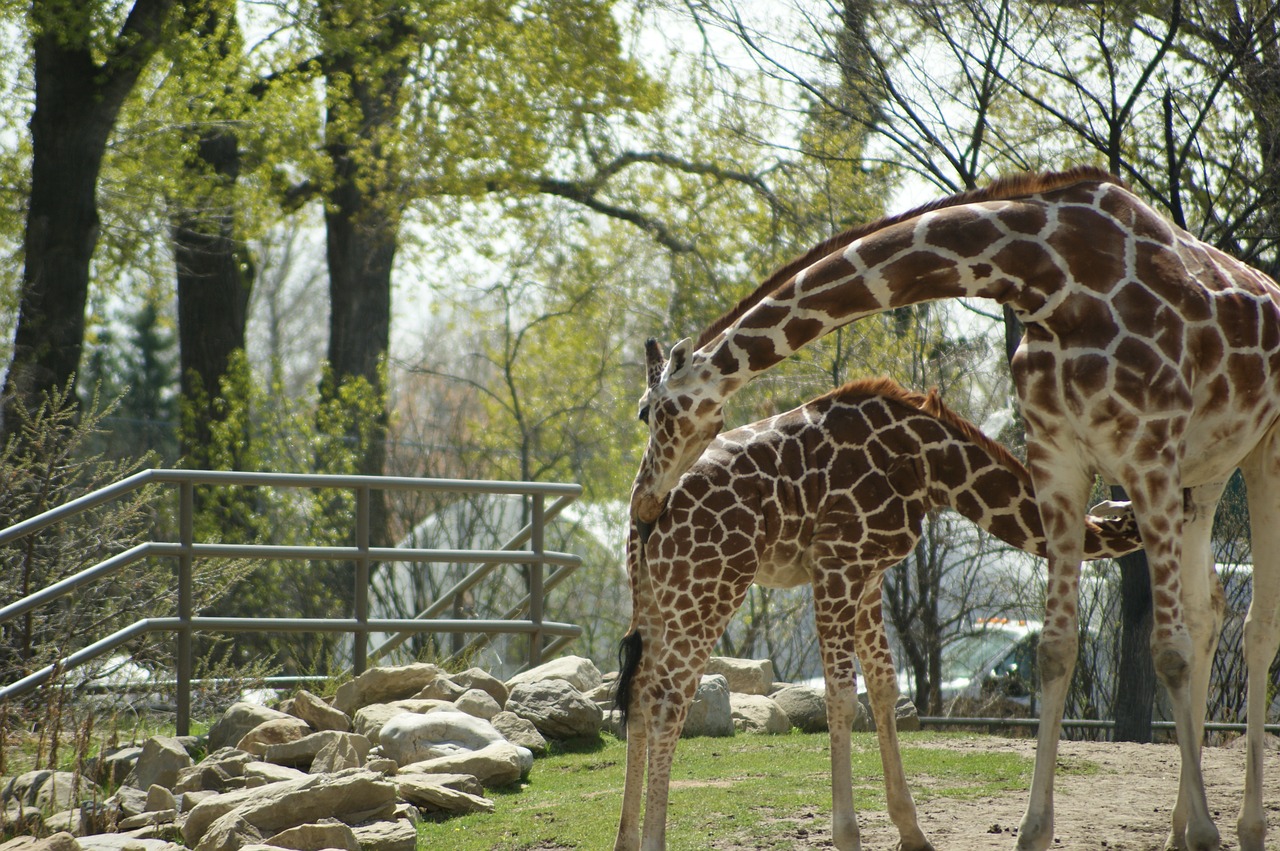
{"left": 0, "top": 469, "right": 584, "bottom": 734}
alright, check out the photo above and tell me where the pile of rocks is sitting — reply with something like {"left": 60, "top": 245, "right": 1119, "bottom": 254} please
{"left": 0, "top": 655, "right": 919, "bottom": 851}
{"left": 686, "top": 657, "right": 918, "bottom": 737}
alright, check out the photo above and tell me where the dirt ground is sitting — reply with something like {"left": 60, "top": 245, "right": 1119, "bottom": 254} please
{"left": 850, "top": 735, "right": 1280, "bottom": 851}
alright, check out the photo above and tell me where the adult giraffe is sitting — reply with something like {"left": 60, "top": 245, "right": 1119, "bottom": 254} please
{"left": 616, "top": 368, "right": 1142, "bottom": 851}
{"left": 630, "top": 167, "right": 1280, "bottom": 851}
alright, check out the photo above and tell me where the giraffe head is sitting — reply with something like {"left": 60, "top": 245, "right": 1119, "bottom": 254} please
{"left": 631, "top": 337, "right": 726, "bottom": 525}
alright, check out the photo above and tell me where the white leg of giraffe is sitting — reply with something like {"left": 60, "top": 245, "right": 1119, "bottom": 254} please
{"left": 1017, "top": 464, "right": 1090, "bottom": 851}
{"left": 1238, "top": 437, "right": 1280, "bottom": 851}
{"left": 1167, "top": 481, "right": 1227, "bottom": 851}
{"left": 636, "top": 659, "right": 701, "bottom": 851}
{"left": 851, "top": 576, "right": 934, "bottom": 851}
{"left": 1125, "top": 476, "right": 1220, "bottom": 851}
{"left": 614, "top": 694, "right": 648, "bottom": 851}
{"left": 820, "top": 648, "right": 863, "bottom": 851}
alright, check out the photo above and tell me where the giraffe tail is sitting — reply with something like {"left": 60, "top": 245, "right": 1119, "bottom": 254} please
{"left": 615, "top": 630, "right": 643, "bottom": 727}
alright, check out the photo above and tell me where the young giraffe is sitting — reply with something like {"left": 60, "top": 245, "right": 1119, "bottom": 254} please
{"left": 615, "top": 362, "right": 1142, "bottom": 851}
{"left": 630, "top": 167, "right": 1280, "bottom": 851}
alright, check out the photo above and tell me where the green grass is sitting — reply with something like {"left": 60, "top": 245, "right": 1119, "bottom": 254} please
{"left": 415, "top": 731, "right": 1058, "bottom": 850}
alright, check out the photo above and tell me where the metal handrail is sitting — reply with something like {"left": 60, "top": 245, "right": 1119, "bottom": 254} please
{"left": 918, "top": 716, "right": 1280, "bottom": 734}
{"left": 0, "top": 469, "right": 585, "bottom": 734}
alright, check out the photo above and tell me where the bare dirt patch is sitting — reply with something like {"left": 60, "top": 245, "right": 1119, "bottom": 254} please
{"left": 851, "top": 735, "right": 1280, "bottom": 851}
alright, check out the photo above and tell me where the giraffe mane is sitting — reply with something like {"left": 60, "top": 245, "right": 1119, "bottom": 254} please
{"left": 823, "top": 377, "right": 1030, "bottom": 482}
{"left": 695, "top": 165, "right": 1125, "bottom": 349}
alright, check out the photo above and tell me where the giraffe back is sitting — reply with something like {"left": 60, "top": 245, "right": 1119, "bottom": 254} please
{"left": 643, "top": 377, "right": 1140, "bottom": 595}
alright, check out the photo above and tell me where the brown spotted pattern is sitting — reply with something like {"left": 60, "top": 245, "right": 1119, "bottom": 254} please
{"left": 629, "top": 168, "right": 1280, "bottom": 851}
{"left": 615, "top": 376, "right": 1142, "bottom": 851}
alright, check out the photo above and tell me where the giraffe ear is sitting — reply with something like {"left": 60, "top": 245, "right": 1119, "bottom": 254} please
{"left": 664, "top": 337, "right": 693, "bottom": 380}
{"left": 645, "top": 338, "right": 666, "bottom": 390}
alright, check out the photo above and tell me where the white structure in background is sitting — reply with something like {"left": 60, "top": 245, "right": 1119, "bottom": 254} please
{"left": 365, "top": 494, "right": 625, "bottom": 679}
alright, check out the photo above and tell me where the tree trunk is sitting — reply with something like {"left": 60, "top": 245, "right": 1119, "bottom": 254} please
{"left": 171, "top": 2, "right": 254, "bottom": 467}
{"left": 174, "top": 127, "right": 254, "bottom": 465}
{"left": 2, "top": 0, "right": 175, "bottom": 442}
{"left": 1111, "top": 486, "right": 1157, "bottom": 742}
{"left": 317, "top": 2, "right": 414, "bottom": 547}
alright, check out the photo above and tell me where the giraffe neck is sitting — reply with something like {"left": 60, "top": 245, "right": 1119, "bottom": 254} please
{"left": 694, "top": 177, "right": 1116, "bottom": 400}
{"left": 909, "top": 388, "right": 1140, "bottom": 560}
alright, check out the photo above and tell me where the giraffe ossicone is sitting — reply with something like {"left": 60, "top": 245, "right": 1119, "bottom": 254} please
{"left": 630, "top": 166, "right": 1280, "bottom": 851}
{"left": 614, "top": 373, "right": 1143, "bottom": 851}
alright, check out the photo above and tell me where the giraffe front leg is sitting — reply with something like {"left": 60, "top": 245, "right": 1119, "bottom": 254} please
{"left": 823, "top": 671, "right": 863, "bottom": 851}
{"left": 852, "top": 580, "right": 933, "bottom": 851}
{"left": 813, "top": 562, "right": 931, "bottom": 851}
{"left": 814, "top": 591, "right": 865, "bottom": 849}
{"left": 638, "top": 642, "right": 716, "bottom": 851}
{"left": 1166, "top": 482, "right": 1227, "bottom": 851}
{"left": 1239, "top": 448, "right": 1280, "bottom": 851}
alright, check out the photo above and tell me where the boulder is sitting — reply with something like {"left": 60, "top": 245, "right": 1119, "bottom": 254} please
{"left": 450, "top": 668, "right": 509, "bottom": 707}
{"left": 173, "top": 749, "right": 253, "bottom": 795}
{"left": 263, "top": 819, "right": 359, "bottom": 851}
{"left": 103, "top": 786, "right": 148, "bottom": 820}
{"left": 397, "top": 742, "right": 527, "bottom": 788}
{"left": 332, "top": 664, "right": 443, "bottom": 716}
{"left": 351, "top": 701, "right": 443, "bottom": 746}
{"left": 263, "top": 731, "right": 371, "bottom": 770}
{"left": 2, "top": 802, "right": 42, "bottom": 836}
{"left": 308, "top": 735, "right": 363, "bottom": 774}
{"left": 489, "top": 711, "right": 547, "bottom": 755}
{"left": 894, "top": 695, "right": 921, "bottom": 732}
{"left": 453, "top": 689, "right": 502, "bottom": 721}
{"left": 505, "top": 656, "right": 602, "bottom": 694}
{"left": 3, "top": 771, "right": 100, "bottom": 812}
{"left": 505, "top": 680, "right": 602, "bottom": 741}
{"left": 90, "top": 746, "right": 142, "bottom": 788}
{"left": 412, "top": 678, "right": 465, "bottom": 702}
{"left": 394, "top": 774, "right": 494, "bottom": 815}
{"left": 193, "top": 811, "right": 262, "bottom": 851}
{"left": 207, "top": 704, "right": 296, "bottom": 752}
{"left": 681, "top": 675, "right": 733, "bottom": 738}
{"left": 376, "top": 709, "right": 507, "bottom": 765}
{"left": 770, "top": 685, "right": 829, "bottom": 733}
{"left": 0, "top": 833, "right": 80, "bottom": 851}
{"left": 705, "top": 657, "right": 775, "bottom": 696}
{"left": 234, "top": 718, "right": 311, "bottom": 757}
{"left": 183, "top": 769, "right": 396, "bottom": 850}
{"left": 76, "top": 837, "right": 183, "bottom": 851}
{"left": 729, "top": 694, "right": 791, "bottom": 734}
{"left": 285, "top": 691, "right": 350, "bottom": 733}
{"left": 242, "top": 763, "right": 307, "bottom": 787}
{"left": 144, "top": 786, "right": 174, "bottom": 814}
{"left": 350, "top": 819, "right": 416, "bottom": 851}
{"left": 125, "top": 738, "right": 192, "bottom": 792}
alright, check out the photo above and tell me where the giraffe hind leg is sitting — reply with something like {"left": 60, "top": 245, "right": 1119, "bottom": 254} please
{"left": 1128, "top": 481, "right": 1220, "bottom": 851}
{"left": 1239, "top": 446, "right": 1280, "bottom": 851}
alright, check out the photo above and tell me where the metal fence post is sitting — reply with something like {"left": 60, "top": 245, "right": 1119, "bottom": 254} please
{"left": 177, "top": 481, "right": 194, "bottom": 736}
{"left": 529, "top": 494, "right": 544, "bottom": 667}
{"left": 353, "top": 485, "right": 370, "bottom": 675}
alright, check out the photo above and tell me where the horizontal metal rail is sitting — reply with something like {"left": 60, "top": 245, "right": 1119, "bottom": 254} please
{"left": 919, "top": 716, "right": 1280, "bottom": 734}
{"left": 1, "top": 470, "right": 586, "bottom": 735}
{"left": 0, "top": 468, "right": 580, "bottom": 547}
